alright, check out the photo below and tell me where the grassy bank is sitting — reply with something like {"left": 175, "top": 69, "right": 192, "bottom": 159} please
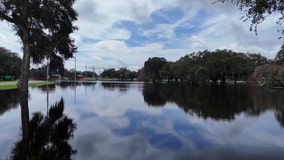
{"left": 0, "top": 81, "right": 55, "bottom": 91}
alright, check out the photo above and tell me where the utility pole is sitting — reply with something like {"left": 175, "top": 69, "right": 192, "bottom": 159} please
{"left": 74, "top": 56, "right": 77, "bottom": 82}
{"left": 93, "top": 66, "right": 95, "bottom": 79}
{"left": 85, "top": 63, "right": 87, "bottom": 77}
{"left": 46, "top": 60, "right": 49, "bottom": 81}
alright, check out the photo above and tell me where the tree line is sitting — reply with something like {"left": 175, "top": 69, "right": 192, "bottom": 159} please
{"left": 0, "top": 0, "right": 282, "bottom": 88}
{"left": 3, "top": 44, "right": 284, "bottom": 87}
{"left": 0, "top": 47, "right": 22, "bottom": 80}
{"left": 100, "top": 68, "right": 138, "bottom": 80}
{"left": 0, "top": 49, "right": 138, "bottom": 81}
{"left": 142, "top": 47, "right": 284, "bottom": 87}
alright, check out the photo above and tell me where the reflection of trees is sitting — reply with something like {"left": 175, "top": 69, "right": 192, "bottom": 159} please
{"left": 36, "top": 84, "right": 56, "bottom": 93}
{"left": 180, "top": 86, "right": 256, "bottom": 120}
{"left": 101, "top": 82, "right": 129, "bottom": 93}
{"left": 248, "top": 88, "right": 284, "bottom": 127}
{"left": 58, "top": 82, "right": 96, "bottom": 90}
{"left": 58, "top": 82, "right": 77, "bottom": 90}
{"left": 11, "top": 98, "right": 76, "bottom": 160}
{"left": 0, "top": 90, "right": 20, "bottom": 115}
{"left": 142, "top": 84, "right": 284, "bottom": 123}
{"left": 144, "top": 84, "right": 254, "bottom": 120}
{"left": 247, "top": 88, "right": 284, "bottom": 111}
{"left": 143, "top": 83, "right": 166, "bottom": 106}
{"left": 275, "top": 110, "right": 284, "bottom": 127}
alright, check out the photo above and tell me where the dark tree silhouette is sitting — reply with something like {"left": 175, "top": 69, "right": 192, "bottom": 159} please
{"left": 0, "top": 0, "right": 78, "bottom": 92}
{"left": 0, "top": 47, "right": 22, "bottom": 79}
{"left": 274, "top": 45, "right": 284, "bottom": 64}
{"left": 144, "top": 57, "right": 167, "bottom": 82}
{"left": 11, "top": 98, "right": 76, "bottom": 160}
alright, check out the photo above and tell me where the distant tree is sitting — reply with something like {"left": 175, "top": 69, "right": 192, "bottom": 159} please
{"left": 101, "top": 68, "right": 118, "bottom": 79}
{"left": 174, "top": 56, "right": 191, "bottom": 82}
{"left": 82, "top": 71, "right": 97, "bottom": 78}
{"left": 247, "top": 53, "right": 269, "bottom": 66}
{"left": 127, "top": 71, "right": 138, "bottom": 80}
{"left": 203, "top": 50, "right": 231, "bottom": 85}
{"left": 215, "top": 0, "right": 284, "bottom": 37}
{"left": 137, "top": 68, "right": 146, "bottom": 81}
{"left": 192, "top": 65, "right": 209, "bottom": 85}
{"left": 140, "top": 50, "right": 271, "bottom": 86}
{"left": 117, "top": 68, "right": 129, "bottom": 80}
{"left": 161, "top": 62, "right": 176, "bottom": 82}
{"left": 274, "top": 45, "right": 284, "bottom": 64}
{"left": 144, "top": 57, "right": 167, "bottom": 82}
{"left": 252, "top": 64, "right": 284, "bottom": 86}
{"left": 0, "top": 0, "right": 78, "bottom": 92}
{"left": 63, "top": 69, "right": 74, "bottom": 79}
{"left": 29, "top": 66, "right": 47, "bottom": 79}
{"left": 228, "top": 52, "right": 253, "bottom": 85}
{"left": 187, "top": 51, "right": 211, "bottom": 85}
{"left": 0, "top": 47, "right": 21, "bottom": 79}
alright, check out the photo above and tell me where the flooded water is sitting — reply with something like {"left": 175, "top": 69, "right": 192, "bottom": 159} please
{"left": 1, "top": 82, "right": 284, "bottom": 160}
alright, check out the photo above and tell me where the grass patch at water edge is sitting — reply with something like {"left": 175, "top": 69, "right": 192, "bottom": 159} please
{"left": 0, "top": 81, "right": 55, "bottom": 91}
{"left": 0, "top": 84, "right": 18, "bottom": 90}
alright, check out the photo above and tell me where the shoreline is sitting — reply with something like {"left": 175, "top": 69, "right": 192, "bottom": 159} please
{"left": 0, "top": 81, "right": 55, "bottom": 90}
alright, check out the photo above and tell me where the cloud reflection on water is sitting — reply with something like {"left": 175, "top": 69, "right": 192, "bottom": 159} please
{"left": 1, "top": 82, "right": 284, "bottom": 159}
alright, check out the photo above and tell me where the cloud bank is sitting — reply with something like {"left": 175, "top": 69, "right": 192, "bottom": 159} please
{"left": 0, "top": 0, "right": 282, "bottom": 72}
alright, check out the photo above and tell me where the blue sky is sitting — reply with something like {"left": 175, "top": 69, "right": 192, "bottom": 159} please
{"left": 0, "top": 0, "right": 282, "bottom": 72}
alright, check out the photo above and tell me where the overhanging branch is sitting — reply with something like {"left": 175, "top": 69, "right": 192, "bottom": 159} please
{"left": 0, "top": 11, "right": 17, "bottom": 24}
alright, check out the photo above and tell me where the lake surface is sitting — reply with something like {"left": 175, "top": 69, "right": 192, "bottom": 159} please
{"left": 1, "top": 82, "right": 284, "bottom": 160}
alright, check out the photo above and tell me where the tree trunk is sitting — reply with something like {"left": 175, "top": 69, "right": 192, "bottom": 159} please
{"left": 220, "top": 74, "right": 226, "bottom": 86}
{"left": 18, "top": 27, "right": 31, "bottom": 154}
{"left": 211, "top": 79, "right": 218, "bottom": 86}
{"left": 20, "top": 91, "right": 30, "bottom": 144}
{"left": 18, "top": 29, "right": 31, "bottom": 93}
{"left": 234, "top": 74, "right": 238, "bottom": 86}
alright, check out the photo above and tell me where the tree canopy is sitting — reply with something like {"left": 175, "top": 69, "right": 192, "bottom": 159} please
{"left": 0, "top": 47, "right": 21, "bottom": 79}
{"left": 100, "top": 68, "right": 138, "bottom": 81}
{"left": 275, "top": 45, "right": 284, "bottom": 64}
{"left": 142, "top": 50, "right": 269, "bottom": 86}
{"left": 144, "top": 57, "right": 167, "bottom": 82}
{"left": 0, "top": 0, "right": 78, "bottom": 91}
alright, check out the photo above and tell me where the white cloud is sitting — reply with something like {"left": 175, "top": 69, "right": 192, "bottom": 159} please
{"left": 142, "top": 23, "right": 176, "bottom": 40}
{"left": 93, "top": 40, "right": 128, "bottom": 52}
{"left": 0, "top": 21, "right": 22, "bottom": 56}
{"left": 0, "top": 0, "right": 282, "bottom": 71}
{"left": 189, "top": 35, "right": 207, "bottom": 49}
{"left": 73, "top": 0, "right": 175, "bottom": 40}
{"left": 75, "top": 40, "right": 165, "bottom": 70}
{"left": 188, "top": 10, "right": 281, "bottom": 59}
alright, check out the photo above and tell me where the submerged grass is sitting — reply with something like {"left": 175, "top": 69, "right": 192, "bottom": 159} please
{"left": 0, "top": 84, "right": 18, "bottom": 90}
{"left": 0, "top": 81, "right": 55, "bottom": 91}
